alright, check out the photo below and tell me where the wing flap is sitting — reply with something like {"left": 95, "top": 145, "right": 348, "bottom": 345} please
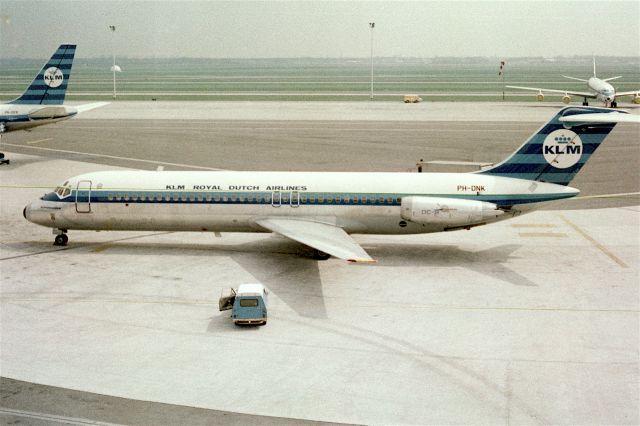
{"left": 255, "top": 218, "right": 374, "bottom": 263}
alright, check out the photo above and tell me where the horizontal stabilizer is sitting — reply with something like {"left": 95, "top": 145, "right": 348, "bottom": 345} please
{"left": 255, "top": 217, "right": 374, "bottom": 263}
{"left": 602, "top": 76, "right": 622, "bottom": 82}
{"left": 559, "top": 112, "right": 640, "bottom": 124}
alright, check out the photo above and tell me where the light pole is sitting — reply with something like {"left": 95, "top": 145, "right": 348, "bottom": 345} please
{"left": 369, "top": 22, "right": 375, "bottom": 100}
{"left": 109, "top": 25, "right": 121, "bottom": 99}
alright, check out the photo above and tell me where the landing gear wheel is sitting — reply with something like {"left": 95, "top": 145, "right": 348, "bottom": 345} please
{"left": 582, "top": 100, "right": 589, "bottom": 106}
{"left": 611, "top": 101, "right": 617, "bottom": 108}
{"left": 312, "top": 249, "right": 331, "bottom": 260}
{"left": 54, "top": 233, "right": 68, "bottom": 246}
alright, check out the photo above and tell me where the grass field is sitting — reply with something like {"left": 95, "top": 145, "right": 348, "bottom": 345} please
{"left": 1, "top": 56, "right": 638, "bottom": 102}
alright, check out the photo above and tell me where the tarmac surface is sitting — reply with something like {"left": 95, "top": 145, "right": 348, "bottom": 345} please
{"left": 1, "top": 102, "right": 639, "bottom": 424}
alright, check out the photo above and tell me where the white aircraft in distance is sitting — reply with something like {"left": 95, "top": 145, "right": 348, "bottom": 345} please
{"left": 507, "top": 59, "right": 640, "bottom": 108}
{"left": 24, "top": 107, "right": 639, "bottom": 262}
{"left": 0, "top": 44, "right": 108, "bottom": 136}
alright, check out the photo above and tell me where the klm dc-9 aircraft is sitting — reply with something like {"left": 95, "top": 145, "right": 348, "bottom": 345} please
{"left": 24, "top": 107, "right": 638, "bottom": 262}
{"left": 0, "top": 44, "right": 107, "bottom": 135}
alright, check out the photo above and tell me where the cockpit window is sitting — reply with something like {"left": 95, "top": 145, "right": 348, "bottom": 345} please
{"left": 54, "top": 183, "right": 72, "bottom": 198}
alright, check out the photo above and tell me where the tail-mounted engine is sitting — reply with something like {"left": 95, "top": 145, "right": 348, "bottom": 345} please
{"left": 400, "top": 196, "right": 504, "bottom": 228}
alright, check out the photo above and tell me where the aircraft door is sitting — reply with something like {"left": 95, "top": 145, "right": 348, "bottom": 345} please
{"left": 271, "top": 191, "right": 281, "bottom": 207}
{"left": 290, "top": 191, "right": 299, "bottom": 208}
{"left": 76, "top": 180, "right": 92, "bottom": 213}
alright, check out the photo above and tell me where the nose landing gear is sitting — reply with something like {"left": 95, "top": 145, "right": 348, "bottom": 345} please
{"left": 53, "top": 230, "right": 68, "bottom": 246}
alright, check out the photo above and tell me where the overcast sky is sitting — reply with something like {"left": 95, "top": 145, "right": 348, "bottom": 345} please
{"left": 1, "top": 1, "right": 639, "bottom": 59}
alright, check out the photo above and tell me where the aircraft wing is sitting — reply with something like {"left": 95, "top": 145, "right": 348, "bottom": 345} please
{"left": 255, "top": 217, "right": 375, "bottom": 263}
{"left": 559, "top": 112, "right": 640, "bottom": 124}
{"left": 614, "top": 90, "right": 640, "bottom": 98}
{"left": 74, "top": 102, "right": 110, "bottom": 113}
{"left": 506, "top": 85, "right": 596, "bottom": 98}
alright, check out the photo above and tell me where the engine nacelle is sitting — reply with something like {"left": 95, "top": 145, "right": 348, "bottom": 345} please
{"left": 633, "top": 94, "right": 640, "bottom": 104}
{"left": 536, "top": 91, "right": 544, "bottom": 102}
{"left": 562, "top": 94, "right": 571, "bottom": 104}
{"left": 400, "top": 196, "right": 504, "bottom": 227}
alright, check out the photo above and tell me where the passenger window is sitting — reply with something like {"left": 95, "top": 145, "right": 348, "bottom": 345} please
{"left": 205, "top": 195, "right": 212, "bottom": 202}
{"left": 124, "top": 194, "right": 130, "bottom": 201}
{"left": 107, "top": 194, "right": 114, "bottom": 201}
{"left": 189, "top": 194, "right": 195, "bottom": 202}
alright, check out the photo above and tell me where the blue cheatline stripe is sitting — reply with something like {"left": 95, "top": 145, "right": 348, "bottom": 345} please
{"left": 8, "top": 44, "right": 76, "bottom": 105}
{"left": 46, "top": 189, "right": 576, "bottom": 207}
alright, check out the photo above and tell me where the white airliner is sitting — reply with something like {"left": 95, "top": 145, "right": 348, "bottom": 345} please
{"left": 24, "top": 107, "right": 638, "bottom": 262}
{"left": 0, "top": 44, "right": 107, "bottom": 135}
{"left": 507, "top": 59, "right": 640, "bottom": 108}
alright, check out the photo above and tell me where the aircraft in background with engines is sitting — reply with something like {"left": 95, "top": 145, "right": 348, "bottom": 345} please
{"left": 507, "top": 58, "right": 640, "bottom": 108}
{"left": 23, "top": 107, "right": 639, "bottom": 262}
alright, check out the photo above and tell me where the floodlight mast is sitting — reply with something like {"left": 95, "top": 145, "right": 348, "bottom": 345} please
{"left": 369, "top": 22, "right": 375, "bottom": 100}
{"left": 109, "top": 25, "right": 118, "bottom": 99}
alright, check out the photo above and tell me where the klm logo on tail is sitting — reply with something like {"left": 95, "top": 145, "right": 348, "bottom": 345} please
{"left": 542, "top": 130, "right": 583, "bottom": 169}
{"left": 479, "top": 107, "right": 620, "bottom": 186}
{"left": 9, "top": 44, "right": 76, "bottom": 105}
{"left": 43, "top": 67, "right": 64, "bottom": 88}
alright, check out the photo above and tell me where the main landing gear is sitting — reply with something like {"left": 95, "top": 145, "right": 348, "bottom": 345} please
{"left": 311, "top": 248, "right": 331, "bottom": 260}
{"left": 53, "top": 230, "right": 68, "bottom": 246}
{"left": 582, "top": 98, "right": 589, "bottom": 106}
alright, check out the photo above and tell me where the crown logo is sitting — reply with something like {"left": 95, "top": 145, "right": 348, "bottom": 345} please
{"left": 554, "top": 135, "right": 572, "bottom": 144}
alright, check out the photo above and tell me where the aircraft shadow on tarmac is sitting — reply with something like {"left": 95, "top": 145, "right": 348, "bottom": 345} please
{"left": 16, "top": 234, "right": 536, "bottom": 320}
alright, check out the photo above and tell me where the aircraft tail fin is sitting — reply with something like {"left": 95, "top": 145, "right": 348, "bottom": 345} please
{"left": 9, "top": 44, "right": 76, "bottom": 105}
{"left": 478, "top": 107, "right": 624, "bottom": 186}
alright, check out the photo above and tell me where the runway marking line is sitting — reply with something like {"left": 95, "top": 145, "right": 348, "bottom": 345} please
{"left": 558, "top": 214, "right": 629, "bottom": 268}
{"left": 510, "top": 223, "right": 557, "bottom": 228}
{"left": 518, "top": 232, "right": 568, "bottom": 238}
{"left": 0, "top": 143, "right": 228, "bottom": 171}
{"left": 26, "top": 138, "right": 53, "bottom": 145}
{"left": 0, "top": 407, "right": 119, "bottom": 426}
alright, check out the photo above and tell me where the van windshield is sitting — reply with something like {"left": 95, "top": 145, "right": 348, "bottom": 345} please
{"left": 239, "top": 298, "right": 259, "bottom": 307}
